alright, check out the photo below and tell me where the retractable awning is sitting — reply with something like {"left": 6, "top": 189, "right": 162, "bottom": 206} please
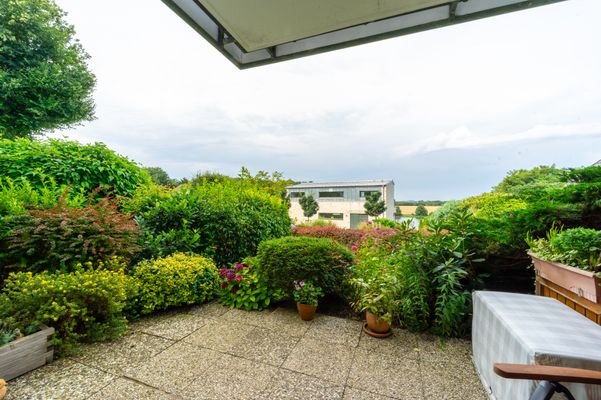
{"left": 162, "top": 0, "right": 564, "bottom": 69}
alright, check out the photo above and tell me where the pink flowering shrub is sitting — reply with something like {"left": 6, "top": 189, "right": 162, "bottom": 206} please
{"left": 293, "top": 225, "right": 399, "bottom": 250}
{"left": 292, "top": 226, "right": 365, "bottom": 248}
{"left": 218, "top": 258, "right": 283, "bottom": 311}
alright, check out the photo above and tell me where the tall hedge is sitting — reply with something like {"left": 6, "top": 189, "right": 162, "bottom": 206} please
{"left": 256, "top": 236, "right": 354, "bottom": 295}
{"left": 128, "top": 181, "right": 291, "bottom": 265}
{"left": 0, "top": 138, "right": 150, "bottom": 197}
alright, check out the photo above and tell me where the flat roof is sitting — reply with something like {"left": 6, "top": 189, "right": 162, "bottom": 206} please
{"left": 162, "top": 0, "right": 565, "bottom": 69}
{"left": 287, "top": 180, "right": 393, "bottom": 190}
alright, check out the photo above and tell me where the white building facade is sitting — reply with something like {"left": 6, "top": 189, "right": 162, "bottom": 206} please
{"left": 287, "top": 180, "right": 395, "bottom": 228}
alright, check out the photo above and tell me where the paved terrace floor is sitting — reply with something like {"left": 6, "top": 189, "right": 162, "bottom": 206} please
{"left": 6, "top": 303, "right": 487, "bottom": 400}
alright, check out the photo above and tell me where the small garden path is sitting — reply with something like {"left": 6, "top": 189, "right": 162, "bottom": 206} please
{"left": 6, "top": 303, "right": 487, "bottom": 399}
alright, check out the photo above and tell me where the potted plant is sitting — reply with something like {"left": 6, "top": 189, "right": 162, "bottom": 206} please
{"left": 527, "top": 227, "right": 601, "bottom": 303}
{"left": 293, "top": 280, "right": 323, "bottom": 321}
{"left": 351, "top": 273, "right": 399, "bottom": 338}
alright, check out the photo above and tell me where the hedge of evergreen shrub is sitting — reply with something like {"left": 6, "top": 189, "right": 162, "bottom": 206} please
{"left": 0, "top": 138, "right": 150, "bottom": 197}
{"left": 0, "top": 267, "right": 137, "bottom": 355}
{"left": 0, "top": 198, "right": 140, "bottom": 281}
{"left": 128, "top": 253, "right": 219, "bottom": 315}
{"left": 256, "top": 236, "right": 354, "bottom": 295}
{"left": 127, "top": 181, "right": 291, "bottom": 265}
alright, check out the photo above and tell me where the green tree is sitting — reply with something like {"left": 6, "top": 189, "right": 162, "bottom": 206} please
{"left": 414, "top": 205, "right": 429, "bottom": 217}
{"left": 394, "top": 206, "right": 402, "bottom": 218}
{"left": 0, "top": 0, "right": 96, "bottom": 138}
{"left": 364, "top": 192, "right": 386, "bottom": 217}
{"left": 299, "top": 194, "right": 319, "bottom": 220}
{"left": 144, "top": 167, "right": 176, "bottom": 187}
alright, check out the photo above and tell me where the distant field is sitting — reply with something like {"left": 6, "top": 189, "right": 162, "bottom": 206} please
{"left": 398, "top": 205, "right": 440, "bottom": 216}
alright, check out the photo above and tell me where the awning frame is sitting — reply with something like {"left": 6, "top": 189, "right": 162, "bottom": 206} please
{"left": 162, "top": 0, "right": 565, "bottom": 69}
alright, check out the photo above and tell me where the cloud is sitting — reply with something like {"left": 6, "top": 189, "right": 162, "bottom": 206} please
{"left": 392, "top": 122, "right": 601, "bottom": 158}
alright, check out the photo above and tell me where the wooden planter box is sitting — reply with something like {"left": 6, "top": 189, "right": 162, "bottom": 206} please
{"left": 0, "top": 325, "right": 54, "bottom": 381}
{"left": 529, "top": 252, "right": 601, "bottom": 303}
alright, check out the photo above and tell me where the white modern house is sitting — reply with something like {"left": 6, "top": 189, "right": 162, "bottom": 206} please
{"left": 287, "top": 180, "right": 395, "bottom": 228}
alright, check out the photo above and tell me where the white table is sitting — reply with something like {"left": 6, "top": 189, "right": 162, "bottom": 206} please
{"left": 472, "top": 291, "right": 601, "bottom": 400}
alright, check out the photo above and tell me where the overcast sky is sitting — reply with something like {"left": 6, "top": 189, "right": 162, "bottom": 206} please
{"left": 51, "top": 0, "right": 601, "bottom": 200}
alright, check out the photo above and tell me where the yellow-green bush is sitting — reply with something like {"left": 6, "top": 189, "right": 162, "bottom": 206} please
{"left": 1, "top": 268, "right": 137, "bottom": 355}
{"left": 129, "top": 253, "right": 219, "bottom": 315}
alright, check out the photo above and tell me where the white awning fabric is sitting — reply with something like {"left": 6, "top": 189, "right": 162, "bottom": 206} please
{"left": 162, "top": 0, "right": 565, "bottom": 69}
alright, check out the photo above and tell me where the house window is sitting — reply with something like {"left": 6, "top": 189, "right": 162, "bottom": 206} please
{"left": 319, "top": 191, "right": 344, "bottom": 198}
{"left": 289, "top": 192, "right": 304, "bottom": 198}
{"left": 318, "top": 213, "right": 344, "bottom": 220}
{"left": 360, "top": 190, "right": 379, "bottom": 198}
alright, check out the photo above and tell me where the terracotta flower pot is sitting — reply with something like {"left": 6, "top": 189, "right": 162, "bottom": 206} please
{"left": 297, "top": 303, "right": 317, "bottom": 321}
{"left": 529, "top": 252, "right": 601, "bottom": 303}
{"left": 366, "top": 311, "right": 390, "bottom": 333}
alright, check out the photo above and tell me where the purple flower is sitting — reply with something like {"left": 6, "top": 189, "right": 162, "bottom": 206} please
{"left": 351, "top": 245, "right": 358, "bottom": 252}
{"left": 219, "top": 268, "right": 228, "bottom": 277}
{"left": 235, "top": 275, "right": 242, "bottom": 282}
{"left": 221, "top": 282, "right": 229, "bottom": 289}
{"left": 226, "top": 270, "right": 236, "bottom": 280}
{"left": 234, "top": 263, "right": 244, "bottom": 271}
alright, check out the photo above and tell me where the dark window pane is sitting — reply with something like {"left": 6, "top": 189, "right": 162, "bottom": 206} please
{"left": 360, "top": 190, "right": 379, "bottom": 198}
{"left": 318, "top": 213, "right": 344, "bottom": 220}
{"left": 319, "top": 191, "right": 344, "bottom": 198}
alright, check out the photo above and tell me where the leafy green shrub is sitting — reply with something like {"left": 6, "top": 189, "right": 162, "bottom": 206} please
{"left": 372, "top": 218, "right": 400, "bottom": 229}
{"left": 0, "top": 177, "right": 86, "bottom": 217}
{"left": 0, "top": 198, "right": 140, "bottom": 279}
{"left": 256, "top": 236, "right": 354, "bottom": 295}
{"left": 0, "top": 138, "right": 150, "bottom": 197}
{"left": 293, "top": 225, "right": 364, "bottom": 248}
{"left": 350, "top": 208, "right": 483, "bottom": 336}
{"left": 528, "top": 227, "right": 601, "bottom": 271}
{"left": 129, "top": 253, "right": 219, "bottom": 315}
{"left": 493, "top": 165, "right": 566, "bottom": 194}
{"left": 218, "top": 259, "right": 283, "bottom": 310}
{"left": 1, "top": 268, "right": 137, "bottom": 355}
{"left": 130, "top": 182, "right": 291, "bottom": 265}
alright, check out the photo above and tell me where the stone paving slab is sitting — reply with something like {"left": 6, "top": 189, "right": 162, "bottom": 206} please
{"left": 124, "top": 341, "right": 221, "bottom": 396}
{"left": 74, "top": 331, "right": 174, "bottom": 375}
{"left": 282, "top": 336, "right": 355, "bottom": 385}
{"left": 3, "top": 302, "right": 487, "bottom": 400}
{"left": 88, "top": 377, "right": 179, "bottom": 400}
